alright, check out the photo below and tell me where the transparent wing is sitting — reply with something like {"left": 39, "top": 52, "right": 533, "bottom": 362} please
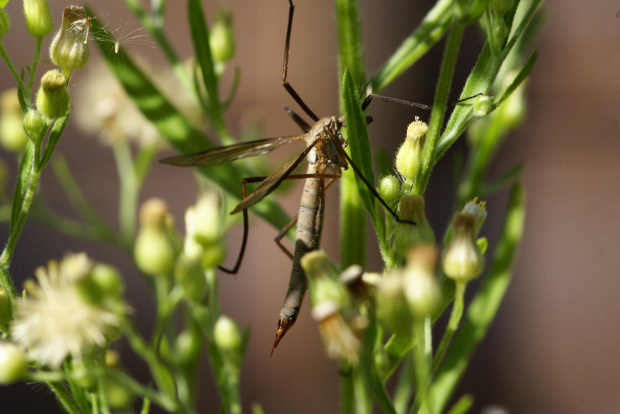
{"left": 230, "top": 139, "right": 319, "bottom": 214}
{"left": 160, "top": 135, "right": 307, "bottom": 166}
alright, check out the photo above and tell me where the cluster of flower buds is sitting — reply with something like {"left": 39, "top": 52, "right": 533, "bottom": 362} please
{"left": 133, "top": 193, "right": 228, "bottom": 302}
{"left": 378, "top": 245, "right": 441, "bottom": 334}
{"left": 0, "top": 89, "right": 28, "bottom": 151}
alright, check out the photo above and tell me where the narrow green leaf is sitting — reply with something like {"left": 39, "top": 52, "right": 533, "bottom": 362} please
{"left": 493, "top": 50, "right": 537, "bottom": 109}
{"left": 38, "top": 114, "right": 69, "bottom": 171}
{"left": 335, "top": 0, "right": 368, "bottom": 269}
{"left": 371, "top": 0, "right": 454, "bottom": 92}
{"left": 480, "top": 163, "right": 525, "bottom": 196}
{"left": 10, "top": 141, "right": 35, "bottom": 228}
{"left": 187, "top": 0, "right": 226, "bottom": 137}
{"left": 425, "top": 182, "right": 526, "bottom": 413}
{"left": 436, "top": 0, "right": 541, "bottom": 159}
{"left": 342, "top": 71, "right": 374, "bottom": 213}
{"left": 446, "top": 394, "right": 474, "bottom": 414}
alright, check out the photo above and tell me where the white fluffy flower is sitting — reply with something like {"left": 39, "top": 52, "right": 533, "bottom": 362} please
{"left": 11, "top": 253, "right": 122, "bottom": 367}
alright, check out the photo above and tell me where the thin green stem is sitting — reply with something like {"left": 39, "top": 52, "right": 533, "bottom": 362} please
{"left": 106, "top": 369, "right": 176, "bottom": 412}
{"left": 410, "top": 319, "right": 432, "bottom": 414}
{"left": 112, "top": 139, "right": 138, "bottom": 246}
{"left": 27, "top": 36, "right": 44, "bottom": 94}
{"left": 341, "top": 366, "right": 355, "bottom": 414}
{"left": 97, "top": 378, "right": 111, "bottom": 414}
{"left": 0, "top": 164, "right": 41, "bottom": 301}
{"left": 430, "top": 283, "right": 465, "bottom": 374}
{"left": 413, "top": 21, "right": 465, "bottom": 195}
{"left": 0, "top": 42, "right": 28, "bottom": 102}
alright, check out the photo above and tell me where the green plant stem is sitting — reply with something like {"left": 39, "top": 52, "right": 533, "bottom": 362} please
{"left": 112, "top": 140, "right": 139, "bottom": 247}
{"left": 335, "top": 0, "right": 367, "bottom": 270}
{"left": 123, "top": 318, "right": 179, "bottom": 410}
{"left": 0, "top": 42, "right": 27, "bottom": 103}
{"left": 341, "top": 365, "right": 355, "bottom": 414}
{"left": 0, "top": 163, "right": 41, "bottom": 302}
{"left": 413, "top": 21, "right": 465, "bottom": 196}
{"left": 106, "top": 369, "right": 176, "bottom": 412}
{"left": 430, "top": 282, "right": 465, "bottom": 374}
{"left": 27, "top": 36, "right": 44, "bottom": 94}
{"left": 410, "top": 319, "right": 432, "bottom": 414}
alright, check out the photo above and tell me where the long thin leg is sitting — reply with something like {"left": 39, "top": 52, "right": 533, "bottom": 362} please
{"left": 274, "top": 174, "right": 340, "bottom": 259}
{"left": 361, "top": 92, "right": 485, "bottom": 111}
{"left": 282, "top": 0, "right": 319, "bottom": 122}
{"left": 218, "top": 172, "right": 339, "bottom": 273}
{"left": 284, "top": 105, "right": 311, "bottom": 133}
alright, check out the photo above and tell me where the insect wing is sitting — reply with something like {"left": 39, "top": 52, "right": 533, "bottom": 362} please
{"left": 160, "top": 135, "right": 306, "bottom": 167}
{"left": 230, "top": 141, "right": 317, "bottom": 214}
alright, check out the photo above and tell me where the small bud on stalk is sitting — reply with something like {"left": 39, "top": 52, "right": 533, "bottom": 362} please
{"left": 395, "top": 118, "right": 428, "bottom": 181}
{"left": 442, "top": 213, "right": 485, "bottom": 284}
{"left": 134, "top": 199, "right": 179, "bottom": 276}
{"left": 23, "top": 0, "right": 53, "bottom": 37}
{"left": 0, "top": 342, "right": 27, "bottom": 384}
{"left": 35, "top": 70, "right": 69, "bottom": 119}
{"left": 49, "top": 6, "right": 90, "bottom": 74}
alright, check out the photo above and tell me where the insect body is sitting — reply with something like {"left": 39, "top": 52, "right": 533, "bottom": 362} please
{"left": 162, "top": 0, "right": 414, "bottom": 353}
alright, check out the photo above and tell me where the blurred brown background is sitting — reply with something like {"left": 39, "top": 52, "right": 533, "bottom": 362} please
{"left": 1, "top": 0, "right": 619, "bottom": 413}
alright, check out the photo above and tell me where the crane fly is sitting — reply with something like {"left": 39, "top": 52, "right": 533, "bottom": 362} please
{"left": 162, "top": 0, "right": 418, "bottom": 354}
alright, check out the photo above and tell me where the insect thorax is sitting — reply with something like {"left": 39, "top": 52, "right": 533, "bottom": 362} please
{"left": 306, "top": 116, "right": 346, "bottom": 173}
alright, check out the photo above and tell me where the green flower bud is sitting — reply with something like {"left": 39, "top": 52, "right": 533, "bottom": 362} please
{"left": 174, "top": 328, "right": 203, "bottom": 368}
{"left": 214, "top": 315, "right": 242, "bottom": 352}
{"left": 210, "top": 8, "right": 235, "bottom": 64}
{"left": 498, "top": 71, "right": 527, "bottom": 128}
{"left": 0, "top": 88, "right": 28, "bottom": 152}
{"left": 174, "top": 253, "right": 207, "bottom": 301}
{"left": 134, "top": 199, "right": 179, "bottom": 276}
{"left": 462, "top": 198, "right": 487, "bottom": 235}
{"left": 200, "top": 241, "right": 226, "bottom": 270}
{"left": 403, "top": 245, "right": 441, "bottom": 317}
{"left": 0, "top": 342, "right": 27, "bottom": 384}
{"left": 0, "top": 287, "right": 12, "bottom": 329}
{"left": 394, "top": 195, "right": 434, "bottom": 256}
{"left": 490, "top": 0, "right": 515, "bottom": 14}
{"left": 35, "top": 70, "right": 69, "bottom": 119}
{"left": 105, "top": 378, "right": 134, "bottom": 409}
{"left": 472, "top": 95, "right": 492, "bottom": 118}
{"left": 377, "top": 175, "right": 400, "bottom": 207}
{"left": 75, "top": 264, "right": 124, "bottom": 306}
{"left": 23, "top": 109, "right": 48, "bottom": 144}
{"left": 395, "top": 118, "right": 427, "bottom": 181}
{"left": 184, "top": 192, "right": 226, "bottom": 268}
{"left": 49, "top": 6, "right": 90, "bottom": 73}
{"left": 442, "top": 213, "right": 485, "bottom": 284}
{"left": 23, "top": 0, "right": 53, "bottom": 37}
{"left": 301, "top": 250, "right": 348, "bottom": 308}
{"left": 0, "top": 9, "right": 10, "bottom": 38}
{"left": 377, "top": 271, "right": 414, "bottom": 335}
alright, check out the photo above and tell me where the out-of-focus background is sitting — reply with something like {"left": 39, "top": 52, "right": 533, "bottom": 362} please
{"left": 1, "top": 1, "right": 619, "bottom": 413}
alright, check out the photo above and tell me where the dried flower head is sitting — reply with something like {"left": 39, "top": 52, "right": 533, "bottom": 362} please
{"left": 11, "top": 253, "right": 122, "bottom": 367}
